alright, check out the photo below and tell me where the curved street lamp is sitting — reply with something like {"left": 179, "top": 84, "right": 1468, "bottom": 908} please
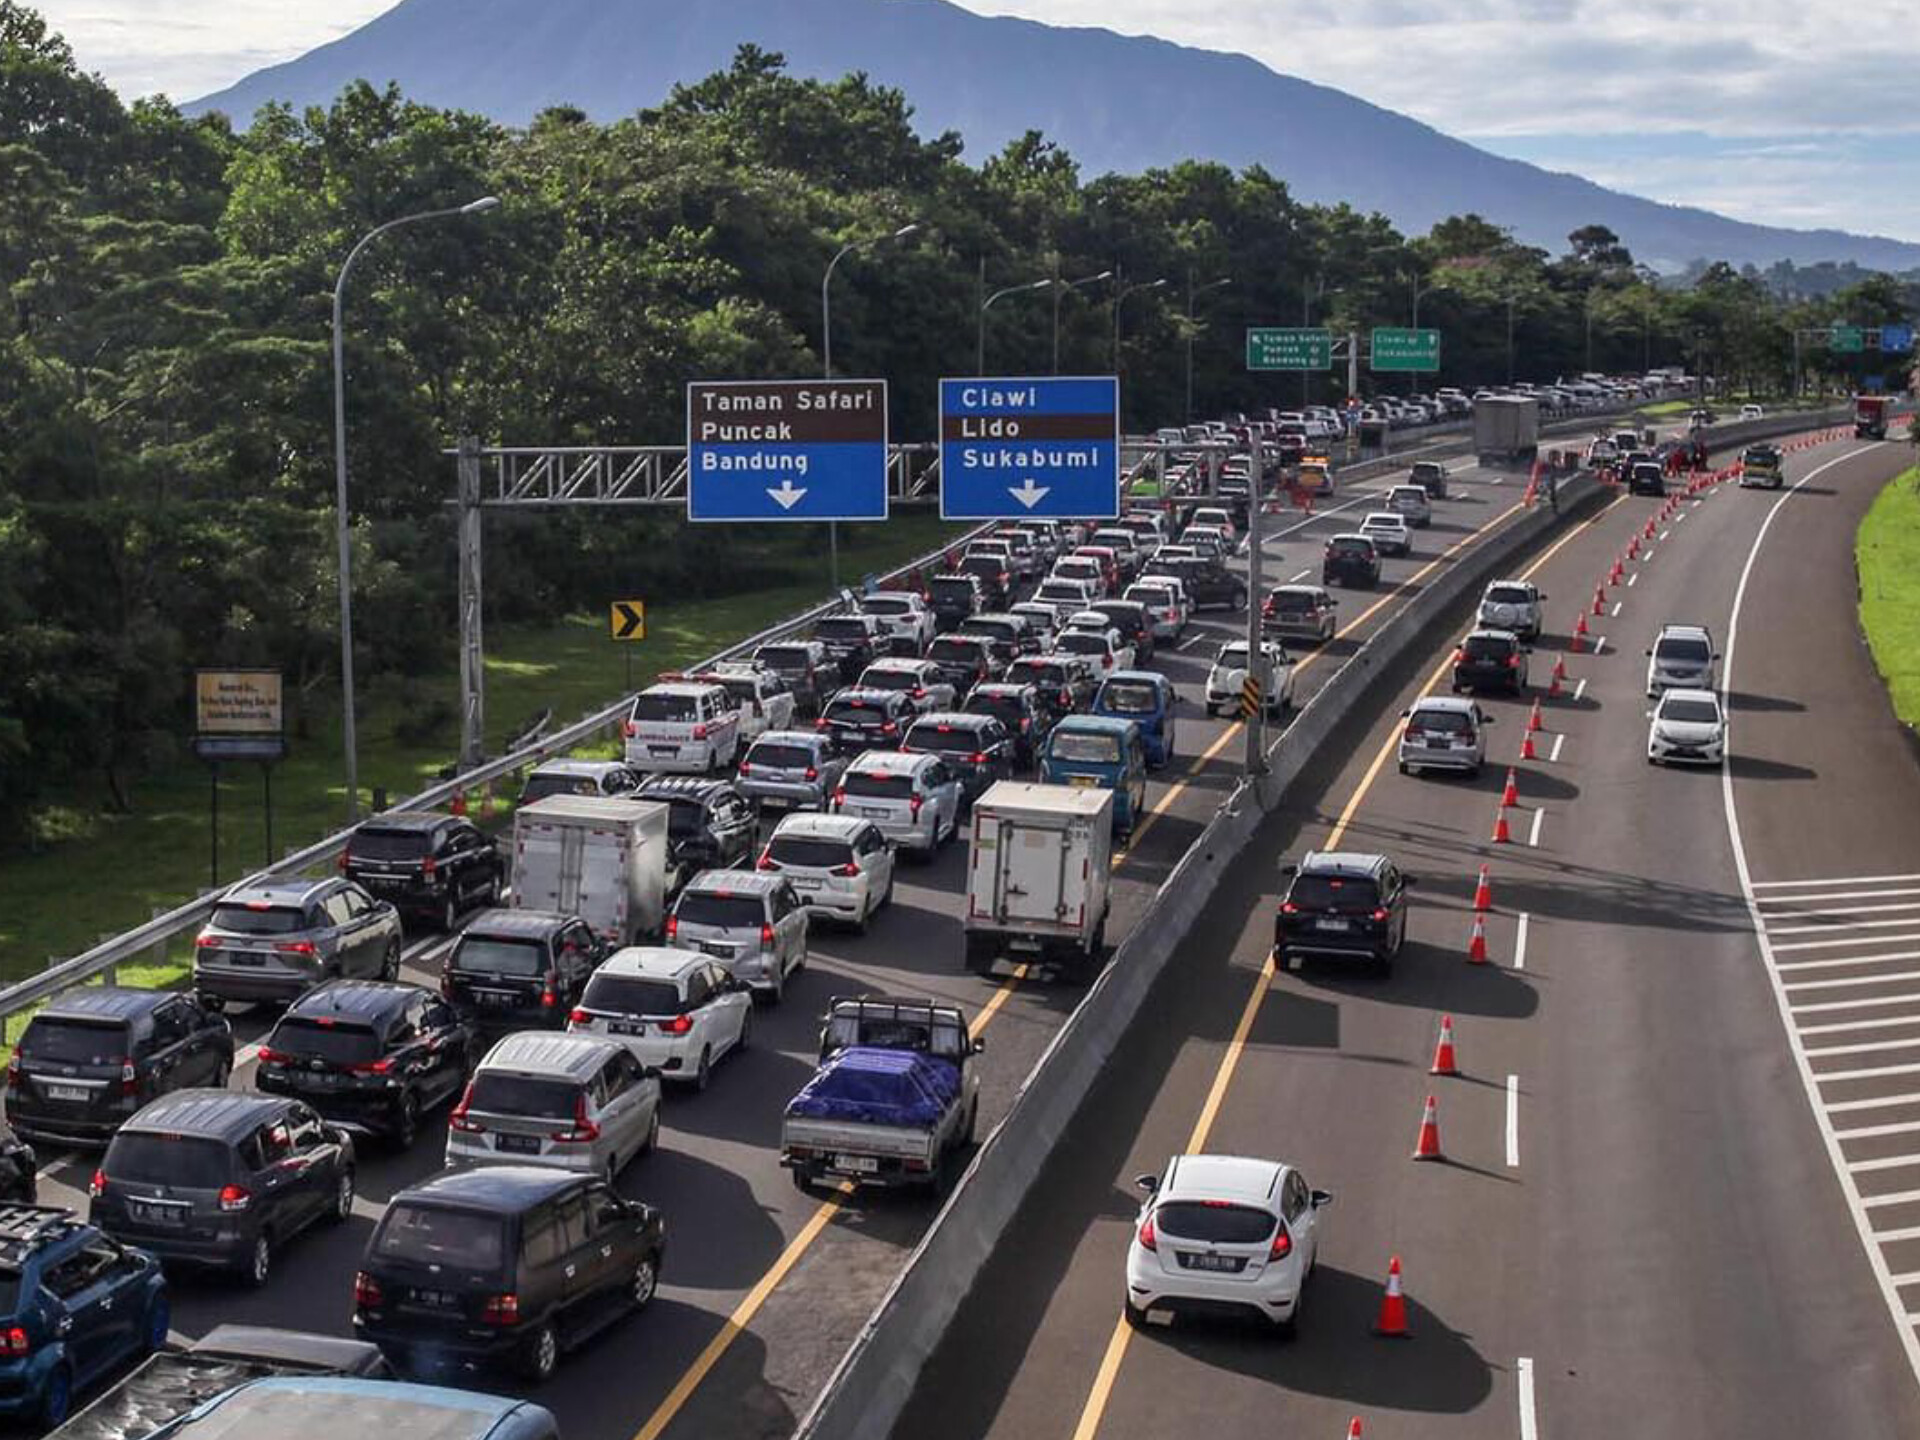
{"left": 332, "top": 195, "right": 499, "bottom": 822}
{"left": 979, "top": 277, "right": 1054, "bottom": 375}
{"left": 1185, "top": 273, "right": 1232, "bottom": 422}
{"left": 1052, "top": 268, "right": 1112, "bottom": 374}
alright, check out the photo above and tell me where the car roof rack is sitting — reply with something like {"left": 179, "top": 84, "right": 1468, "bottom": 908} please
{"left": 0, "top": 1205, "right": 79, "bottom": 1250}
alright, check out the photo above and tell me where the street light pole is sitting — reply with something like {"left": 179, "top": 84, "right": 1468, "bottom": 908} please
{"left": 1051, "top": 268, "right": 1112, "bottom": 375}
{"left": 1113, "top": 276, "right": 1169, "bottom": 423}
{"left": 819, "top": 221, "right": 919, "bottom": 591}
{"left": 1506, "top": 293, "right": 1519, "bottom": 384}
{"left": 1184, "top": 272, "right": 1231, "bottom": 423}
{"left": 332, "top": 194, "right": 498, "bottom": 823}
{"left": 978, "top": 276, "right": 1055, "bottom": 376}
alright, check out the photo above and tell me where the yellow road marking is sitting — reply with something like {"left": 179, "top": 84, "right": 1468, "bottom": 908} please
{"left": 1066, "top": 489, "right": 1629, "bottom": 1440}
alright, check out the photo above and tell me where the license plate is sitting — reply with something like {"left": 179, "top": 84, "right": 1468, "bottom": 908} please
{"left": 494, "top": 1134, "right": 540, "bottom": 1154}
{"left": 834, "top": 1155, "right": 880, "bottom": 1174}
{"left": 476, "top": 991, "right": 518, "bottom": 1009}
{"left": 1424, "top": 738, "right": 1449, "bottom": 749}
{"left": 762, "top": 797, "right": 792, "bottom": 810}
{"left": 791, "top": 878, "right": 823, "bottom": 890}
{"left": 129, "top": 1201, "right": 187, "bottom": 1227}
{"left": 231, "top": 952, "right": 265, "bottom": 966}
{"left": 1317, "top": 917, "right": 1351, "bottom": 932}
{"left": 650, "top": 745, "right": 678, "bottom": 755}
{"left": 702, "top": 942, "right": 733, "bottom": 959}
{"left": 856, "top": 805, "right": 888, "bottom": 818}
{"left": 1185, "top": 1253, "right": 1243, "bottom": 1273}
{"left": 412, "top": 1288, "right": 458, "bottom": 1308}
{"left": 1068, "top": 776, "right": 1099, "bottom": 788}
{"left": 43, "top": 1084, "right": 88, "bottom": 1103}
{"left": 610, "top": 1021, "right": 645, "bottom": 1037}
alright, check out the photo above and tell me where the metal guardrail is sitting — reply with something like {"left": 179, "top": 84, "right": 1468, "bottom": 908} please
{"left": 0, "top": 522, "right": 991, "bottom": 1028}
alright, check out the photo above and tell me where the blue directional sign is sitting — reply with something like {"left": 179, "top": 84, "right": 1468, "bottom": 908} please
{"left": 1880, "top": 323, "right": 1913, "bottom": 353}
{"left": 686, "top": 379, "right": 889, "bottom": 522}
{"left": 939, "top": 376, "right": 1120, "bottom": 520}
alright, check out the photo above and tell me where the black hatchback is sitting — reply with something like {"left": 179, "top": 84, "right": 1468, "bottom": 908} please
{"left": 901, "top": 713, "right": 1016, "bottom": 805}
{"left": 1322, "top": 535, "right": 1381, "bottom": 588}
{"left": 1451, "top": 629, "right": 1530, "bottom": 695}
{"left": 255, "top": 982, "right": 478, "bottom": 1148}
{"left": 339, "top": 813, "right": 504, "bottom": 933}
{"left": 8, "top": 990, "right": 234, "bottom": 1149}
{"left": 1272, "top": 851, "right": 1414, "bottom": 975}
{"left": 353, "top": 1166, "right": 666, "bottom": 1382}
{"left": 632, "top": 777, "right": 757, "bottom": 874}
{"left": 90, "top": 1091, "right": 356, "bottom": 1288}
{"left": 816, "top": 688, "right": 913, "bottom": 757}
{"left": 440, "top": 910, "right": 609, "bottom": 1038}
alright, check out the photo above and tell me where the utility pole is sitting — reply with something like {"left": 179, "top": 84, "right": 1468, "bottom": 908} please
{"left": 1506, "top": 294, "right": 1519, "bottom": 384}
{"left": 1242, "top": 430, "right": 1267, "bottom": 777}
{"left": 1184, "top": 271, "right": 1231, "bottom": 423}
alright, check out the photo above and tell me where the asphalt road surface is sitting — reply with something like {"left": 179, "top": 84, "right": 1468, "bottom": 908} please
{"left": 27, "top": 425, "right": 1792, "bottom": 1440}
{"left": 893, "top": 430, "right": 1920, "bottom": 1440}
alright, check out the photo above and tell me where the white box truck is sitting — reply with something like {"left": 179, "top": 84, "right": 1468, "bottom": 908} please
{"left": 1473, "top": 394, "right": 1540, "bottom": 469}
{"left": 963, "top": 781, "right": 1113, "bottom": 981}
{"left": 509, "top": 794, "right": 672, "bottom": 946}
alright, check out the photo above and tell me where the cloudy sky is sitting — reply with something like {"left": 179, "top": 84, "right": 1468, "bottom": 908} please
{"left": 33, "top": 0, "right": 1920, "bottom": 241}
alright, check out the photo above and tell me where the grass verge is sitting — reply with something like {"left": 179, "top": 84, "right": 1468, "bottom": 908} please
{"left": 1858, "top": 466, "right": 1920, "bottom": 729}
{"left": 0, "top": 512, "right": 971, "bottom": 994}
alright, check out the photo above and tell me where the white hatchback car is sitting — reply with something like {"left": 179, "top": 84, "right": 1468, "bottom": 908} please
{"left": 1647, "top": 687, "right": 1726, "bottom": 765}
{"left": 1397, "top": 695, "right": 1494, "bottom": 776}
{"left": 1206, "top": 640, "right": 1296, "bottom": 717}
{"left": 1477, "top": 579, "right": 1545, "bottom": 641}
{"left": 1358, "top": 511, "right": 1413, "bottom": 557}
{"left": 568, "top": 947, "right": 752, "bottom": 1090}
{"left": 1384, "top": 484, "right": 1433, "bottom": 528}
{"left": 830, "top": 749, "right": 963, "bottom": 861}
{"left": 1062, "top": 612, "right": 1136, "bottom": 672}
{"left": 1126, "top": 1154, "right": 1330, "bottom": 1334}
{"left": 760, "top": 812, "right": 897, "bottom": 931}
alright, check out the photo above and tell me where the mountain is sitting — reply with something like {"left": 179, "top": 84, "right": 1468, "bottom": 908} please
{"left": 188, "top": 0, "right": 1920, "bottom": 272}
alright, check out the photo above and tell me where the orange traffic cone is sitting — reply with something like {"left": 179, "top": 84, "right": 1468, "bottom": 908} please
{"left": 1491, "top": 809, "right": 1512, "bottom": 844}
{"left": 1501, "top": 768, "right": 1519, "bottom": 807}
{"left": 1609, "top": 558, "right": 1624, "bottom": 584}
{"left": 1467, "top": 913, "right": 1490, "bottom": 965}
{"left": 1346, "top": 1422, "right": 1363, "bottom": 1440}
{"left": 1374, "top": 1255, "right": 1412, "bottom": 1336}
{"left": 1644, "top": 518, "right": 1657, "bottom": 539}
{"left": 1546, "top": 667, "right": 1563, "bottom": 700}
{"left": 1627, "top": 535, "right": 1640, "bottom": 559}
{"left": 1520, "top": 730, "right": 1537, "bottom": 761}
{"left": 1552, "top": 655, "right": 1567, "bottom": 683}
{"left": 1592, "top": 586, "right": 1606, "bottom": 614}
{"left": 1431, "top": 1014, "right": 1460, "bottom": 1074}
{"left": 1473, "top": 864, "right": 1493, "bottom": 912}
{"left": 1411, "top": 1095, "right": 1444, "bottom": 1160}
{"left": 451, "top": 790, "right": 468, "bottom": 817}
{"left": 1526, "top": 699, "right": 1543, "bottom": 733}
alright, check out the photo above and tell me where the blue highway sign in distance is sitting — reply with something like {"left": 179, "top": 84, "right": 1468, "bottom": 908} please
{"left": 938, "top": 376, "right": 1120, "bottom": 520}
{"left": 686, "top": 379, "right": 889, "bottom": 522}
{"left": 1880, "top": 323, "right": 1913, "bottom": 353}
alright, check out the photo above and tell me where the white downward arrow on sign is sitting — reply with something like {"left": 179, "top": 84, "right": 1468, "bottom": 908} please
{"left": 1008, "top": 479, "right": 1051, "bottom": 509}
{"left": 767, "top": 481, "right": 808, "bottom": 510}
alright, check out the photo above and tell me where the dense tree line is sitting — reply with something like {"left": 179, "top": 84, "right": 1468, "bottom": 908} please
{"left": 1, "top": 1, "right": 1914, "bottom": 832}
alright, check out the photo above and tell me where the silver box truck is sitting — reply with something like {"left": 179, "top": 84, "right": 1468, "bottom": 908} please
{"left": 509, "top": 794, "right": 672, "bottom": 945}
{"left": 1473, "top": 394, "right": 1540, "bottom": 469}
{"left": 963, "top": 781, "right": 1114, "bottom": 980}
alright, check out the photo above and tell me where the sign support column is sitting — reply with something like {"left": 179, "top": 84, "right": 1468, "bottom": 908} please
{"left": 457, "top": 435, "right": 486, "bottom": 772}
{"left": 1244, "top": 433, "right": 1267, "bottom": 777}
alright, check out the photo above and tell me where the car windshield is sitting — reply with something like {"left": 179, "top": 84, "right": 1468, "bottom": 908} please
{"left": 209, "top": 903, "right": 305, "bottom": 936}
{"left": 861, "top": 669, "right": 917, "bottom": 692}
{"left": 1099, "top": 682, "right": 1159, "bottom": 716}
{"left": 1288, "top": 874, "right": 1380, "bottom": 911}
{"left": 675, "top": 892, "right": 767, "bottom": 928}
{"left": 1464, "top": 636, "right": 1514, "bottom": 660}
{"left": 962, "top": 621, "right": 1016, "bottom": 641}
{"left": 767, "top": 836, "right": 856, "bottom": 869}
{"left": 967, "top": 694, "right": 1026, "bottom": 727}
{"left": 1362, "top": 514, "right": 1400, "bottom": 530}
{"left": 20, "top": 1017, "right": 128, "bottom": 1066}
{"left": 1485, "top": 586, "right": 1533, "bottom": 606}
{"left": 1412, "top": 463, "right": 1441, "bottom": 480}
{"left": 468, "top": 1073, "right": 581, "bottom": 1119}
{"left": 1268, "top": 591, "right": 1315, "bottom": 614}
{"left": 661, "top": 800, "right": 707, "bottom": 841}
{"left": 1129, "top": 587, "right": 1174, "bottom": 607}
{"left": 1661, "top": 698, "right": 1721, "bottom": 724}
{"left": 816, "top": 619, "right": 871, "bottom": 643}
{"left": 450, "top": 937, "right": 546, "bottom": 977}
{"left": 270, "top": 1017, "right": 383, "bottom": 1065}
{"left": 825, "top": 699, "right": 890, "bottom": 726}
{"left": 520, "top": 772, "right": 606, "bottom": 803}
{"left": 347, "top": 828, "right": 430, "bottom": 861}
{"left": 710, "top": 678, "right": 757, "bottom": 707}
{"left": 1390, "top": 489, "right": 1425, "bottom": 504}
{"left": 632, "top": 692, "right": 698, "bottom": 723}
{"left": 1409, "top": 708, "right": 1471, "bottom": 735}
{"left": 374, "top": 1203, "right": 506, "bottom": 1272}
{"left": 907, "top": 723, "right": 987, "bottom": 754}
{"left": 1657, "top": 637, "right": 1711, "bottom": 664}
{"left": 1057, "top": 633, "right": 1107, "bottom": 656}
{"left": 1328, "top": 539, "right": 1371, "bottom": 557}
{"left": 843, "top": 771, "right": 916, "bottom": 800}
{"left": 929, "top": 578, "right": 975, "bottom": 598}
{"left": 1154, "top": 1201, "right": 1276, "bottom": 1245}
{"left": 928, "top": 640, "right": 982, "bottom": 663}
{"left": 756, "top": 645, "right": 811, "bottom": 671}
{"left": 105, "top": 1133, "right": 232, "bottom": 1187}
{"left": 746, "top": 743, "right": 815, "bottom": 770}
{"left": 1050, "top": 731, "right": 1121, "bottom": 764}
{"left": 581, "top": 973, "right": 685, "bottom": 1017}
{"left": 1038, "top": 584, "right": 1083, "bottom": 602}
{"left": 861, "top": 598, "right": 913, "bottom": 615}
{"left": 1217, "top": 645, "right": 1251, "bottom": 667}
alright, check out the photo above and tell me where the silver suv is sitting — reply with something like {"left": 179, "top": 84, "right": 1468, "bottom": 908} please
{"left": 736, "top": 730, "right": 846, "bottom": 815}
{"left": 1646, "top": 624, "right": 1718, "bottom": 697}
{"left": 446, "top": 1031, "right": 661, "bottom": 1180}
{"left": 194, "top": 878, "right": 402, "bottom": 1011}
{"left": 1477, "top": 580, "right": 1545, "bottom": 641}
{"left": 666, "top": 871, "right": 809, "bottom": 1003}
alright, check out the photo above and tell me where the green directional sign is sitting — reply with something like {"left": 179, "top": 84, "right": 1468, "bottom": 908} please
{"left": 1830, "top": 325, "right": 1865, "bottom": 353}
{"left": 1246, "top": 327, "right": 1333, "bottom": 372}
{"left": 1371, "top": 327, "right": 1442, "bottom": 372}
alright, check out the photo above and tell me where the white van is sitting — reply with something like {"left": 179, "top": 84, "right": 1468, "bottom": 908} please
{"left": 624, "top": 682, "right": 740, "bottom": 774}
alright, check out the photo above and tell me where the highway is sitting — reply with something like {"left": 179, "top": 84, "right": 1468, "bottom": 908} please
{"left": 29, "top": 425, "right": 1819, "bottom": 1440}
{"left": 891, "top": 429, "right": 1920, "bottom": 1440}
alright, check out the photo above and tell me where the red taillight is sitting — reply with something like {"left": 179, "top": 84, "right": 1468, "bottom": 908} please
{"left": 1262, "top": 598, "right": 1275, "bottom": 615}
{"left": 552, "top": 1093, "right": 601, "bottom": 1144}
{"left": 275, "top": 940, "right": 317, "bottom": 956}
{"left": 569, "top": 1007, "right": 592, "bottom": 1026}
{"left": 1059, "top": 688, "right": 1072, "bottom": 708}
{"left": 257, "top": 1046, "right": 287, "bottom": 1066}
{"left": 804, "top": 765, "right": 819, "bottom": 781}
{"left": 4, "top": 1055, "right": 17, "bottom": 1089}
{"left": 88, "top": 1169, "right": 106, "bottom": 1198}
{"left": 1138, "top": 1214, "right": 1158, "bottom": 1251}
{"left": 0, "top": 1327, "right": 30, "bottom": 1358}
{"left": 120, "top": 1059, "right": 138, "bottom": 1097}
{"left": 354, "top": 1271, "right": 384, "bottom": 1308}
{"left": 480, "top": 1293, "right": 520, "bottom": 1326}
{"left": 1372, "top": 907, "right": 1390, "bottom": 922}
{"left": 421, "top": 854, "right": 437, "bottom": 877}
{"left": 692, "top": 723, "right": 709, "bottom": 741}
{"left": 911, "top": 687, "right": 926, "bottom": 700}
{"left": 759, "top": 922, "right": 775, "bottom": 947}
{"left": 909, "top": 795, "right": 924, "bottom": 818}
{"left": 831, "top": 787, "right": 847, "bottom": 807}
{"left": 970, "top": 752, "right": 988, "bottom": 764}
{"left": 1451, "top": 649, "right": 1465, "bottom": 665}
{"left": 834, "top": 862, "right": 861, "bottom": 877}
{"left": 881, "top": 721, "right": 898, "bottom": 735}
{"left": 1269, "top": 1224, "right": 1293, "bottom": 1260}
{"left": 665, "top": 915, "right": 679, "bottom": 940}
{"left": 1506, "top": 654, "right": 1520, "bottom": 669}
{"left": 757, "top": 852, "right": 779, "bottom": 871}
{"left": 623, "top": 720, "right": 637, "bottom": 737}
{"left": 217, "top": 1184, "right": 252, "bottom": 1212}
{"left": 541, "top": 974, "right": 558, "bottom": 1008}
{"left": 351, "top": 1056, "right": 396, "bottom": 1075}
{"left": 195, "top": 932, "right": 220, "bottom": 948}
{"left": 738, "top": 760, "right": 753, "bottom": 776}
{"left": 659, "top": 1014, "right": 693, "bottom": 1035}
{"left": 336, "top": 852, "right": 350, "bottom": 871}
{"left": 449, "top": 1081, "right": 481, "bottom": 1132}
{"left": 1281, "top": 901, "right": 1300, "bottom": 915}
{"left": 815, "top": 717, "right": 831, "bottom": 730}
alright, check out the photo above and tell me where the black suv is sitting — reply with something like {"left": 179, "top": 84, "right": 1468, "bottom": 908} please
{"left": 633, "top": 777, "right": 756, "bottom": 874}
{"left": 956, "top": 554, "right": 1012, "bottom": 609}
{"left": 1004, "top": 654, "right": 1095, "bottom": 721}
{"left": 813, "top": 614, "right": 883, "bottom": 684}
{"left": 441, "top": 909, "right": 609, "bottom": 1038}
{"left": 256, "top": 981, "right": 478, "bottom": 1148}
{"left": 1451, "top": 629, "right": 1530, "bottom": 695}
{"left": 927, "top": 574, "right": 985, "bottom": 632}
{"left": 1627, "top": 460, "right": 1666, "bottom": 497}
{"left": 353, "top": 1166, "right": 666, "bottom": 1381}
{"left": 923, "top": 634, "right": 999, "bottom": 696}
{"left": 1322, "top": 534, "right": 1381, "bottom": 588}
{"left": 1272, "top": 852, "right": 1414, "bottom": 975}
{"left": 90, "top": 1091, "right": 356, "bottom": 1288}
{"left": 340, "top": 813, "right": 504, "bottom": 932}
{"left": 8, "top": 989, "right": 234, "bottom": 1148}
{"left": 963, "top": 682, "right": 1052, "bottom": 768}
{"left": 1141, "top": 556, "right": 1247, "bottom": 611}
{"left": 816, "top": 688, "right": 914, "bottom": 757}
{"left": 0, "top": 1207, "right": 170, "bottom": 1428}
{"left": 901, "top": 713, "right": 1016, "bottom": 805}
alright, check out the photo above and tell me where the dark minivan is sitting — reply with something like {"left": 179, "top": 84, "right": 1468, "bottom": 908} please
{"left": 255, "top": 981, "right": 478, "bottom": 1148}
{"left": 8, "top": 990, "right": 234, "bottom": 1148}
{"left": 90, "top": 1091, "right": 356, "bottom": 1287}
{"left": 340, "top": 813, "right": 504, "bottom": 933}
{"left": 441, "top": 910, "right": 609, "bottom": 1039}
{"left": 353, "top": 1166, "right": 666, "bottom": 1381}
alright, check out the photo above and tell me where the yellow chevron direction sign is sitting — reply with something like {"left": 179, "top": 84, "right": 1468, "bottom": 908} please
{"left": 1239, "top": 678, "right": 1262, "bottom": 720}
{"left": 610, "top": 601, "right": 647, "bottom": 641}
